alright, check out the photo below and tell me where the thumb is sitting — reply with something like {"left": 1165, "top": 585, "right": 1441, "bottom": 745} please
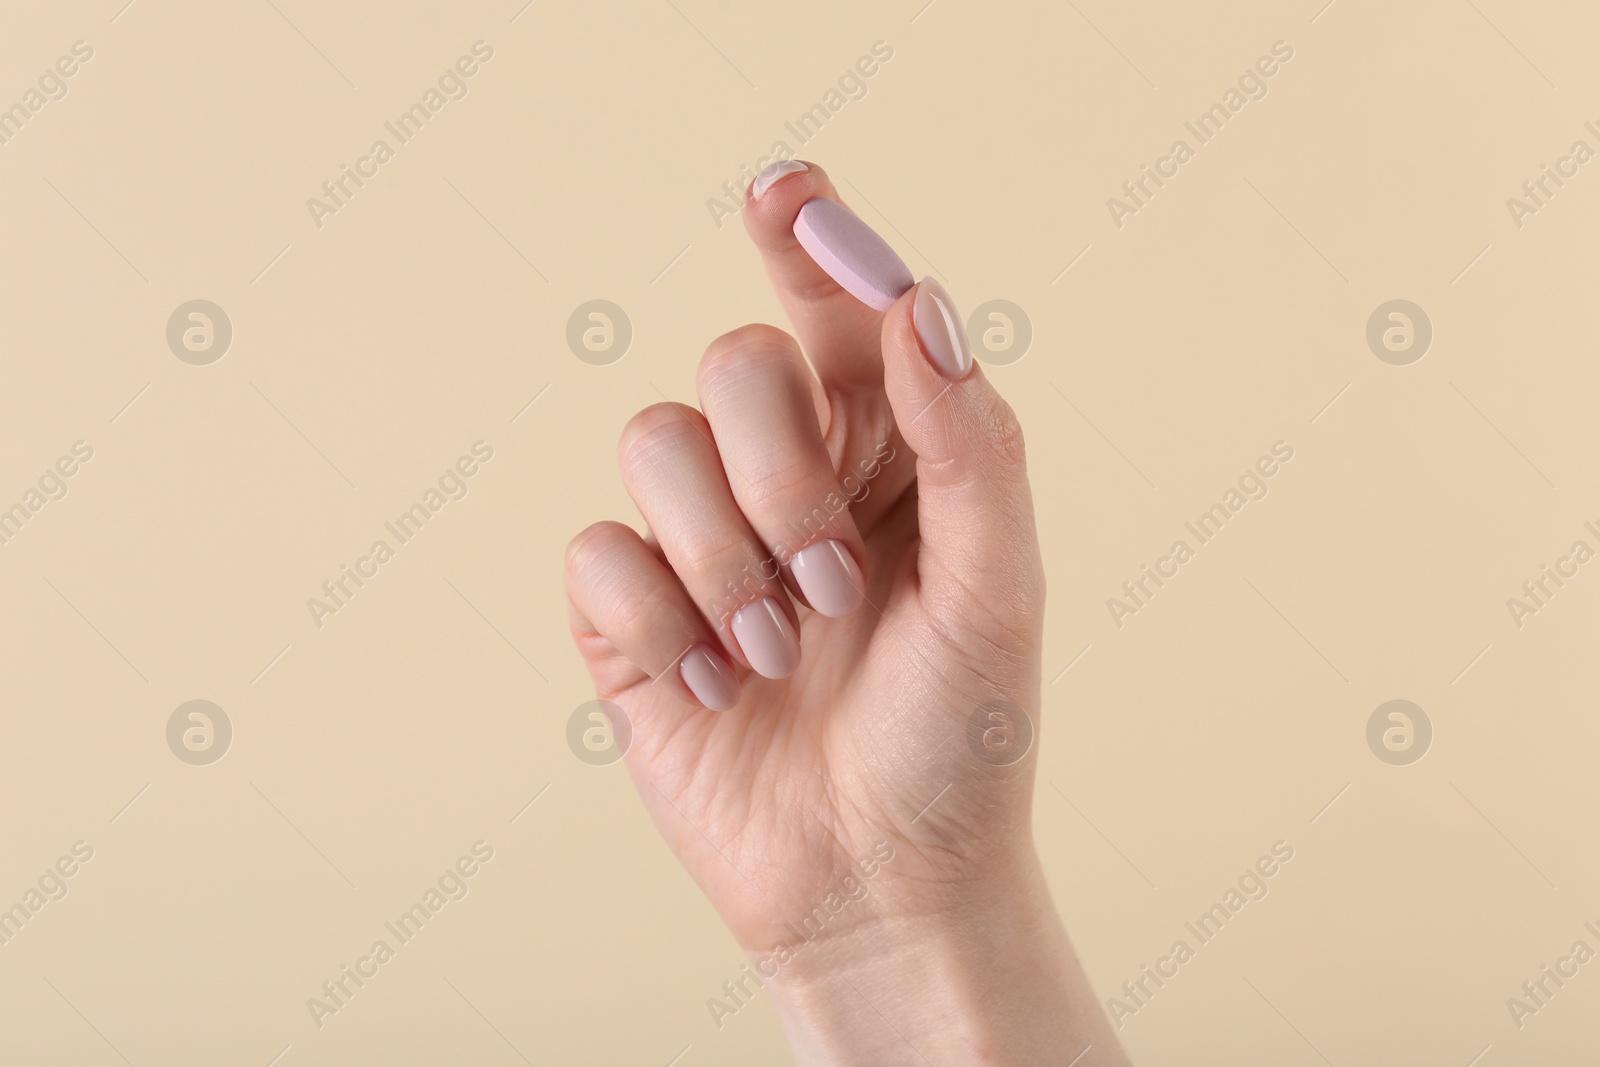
{"left": 880, "top": 278, "right": 1044, "bottom": 626}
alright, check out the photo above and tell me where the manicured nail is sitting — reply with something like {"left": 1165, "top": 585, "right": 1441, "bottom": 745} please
{"left": 730, "top": 597, "right": 801, "bottom": 679}
{"left": 680, "top": 644, "right": 739, "bottom": 711}
{"left": 790, "top": 540, "right": 864, "bottom": 618}
{"left": 751, "top": 160, "right": 808, "bottom": 200}
{"left": 912, "top": 276, "right": 973, "bottom": 379}
{"left": 792, "top": 197, "right": 914, "bottom": 312}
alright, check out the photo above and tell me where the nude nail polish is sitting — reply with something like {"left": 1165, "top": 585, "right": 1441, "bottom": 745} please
{"left": 751, "top": 160, "right": 808, "bottom": 200}
{"left": 912, "top": 276, "right": 973, "bottom": 379}
{"left": 680, "top": 644, "right": 739, "bottom": 711}
{"left": 730, "top": 598, "right": 801, "bottom": 679}
{"left": 790, "top": 540, "right": 864, "bottom": 617}
{"left": 792, "top": 197, "right": 914, "bottom": 311}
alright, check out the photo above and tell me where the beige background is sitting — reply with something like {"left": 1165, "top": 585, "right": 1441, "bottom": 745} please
{"left": 2, "top": 0, "right": 1597, "bottom": 1063}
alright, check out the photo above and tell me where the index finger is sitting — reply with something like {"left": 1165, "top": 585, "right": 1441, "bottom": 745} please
{"left": 741, "top": 160, "right": 896, "bottom": 392}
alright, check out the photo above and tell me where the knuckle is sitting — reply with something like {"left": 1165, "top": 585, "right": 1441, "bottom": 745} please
{"left": 698, "top": 324, "right": 798, "bottom": 392}
{"left": 741, "top": 458, "right": 825, "bottom": 514}
{"left": 617, "top": 402, "right": 707, "bottom": 473}
{"left": 916, "top": 394, "right": 1027, "bottom": 492}
{"left": 975, "top": 395, "right": 1028, "bottom": 471}
{"left": 786, "top": 267, "right": 861, "bottom": 306}
{"left": 607, "top": 579, "right": 667, "bottom": 640}
{"left": 565, "top": 520, "right": 631, "bottom": 579}
{"left": 566, "top": 523, "right": 694, "bottom": 642}
{"left": 675, "top": 533, "right": 750, "bottom": 581}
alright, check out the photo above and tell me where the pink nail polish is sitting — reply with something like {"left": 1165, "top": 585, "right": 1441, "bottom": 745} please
{"left": 730, "top": 598, "right": 801, "bottom": 679}
{"left": 792, "top": 198, "right": 914, "bottom": 311}
{"left": 912, "top": 276, "right": 973, "bottom": 379}
{"left": 680, "top": 644, "right": 739, "bottom": 711}
{"left": 790, "top": 540, "right": 864, "bottom": 617}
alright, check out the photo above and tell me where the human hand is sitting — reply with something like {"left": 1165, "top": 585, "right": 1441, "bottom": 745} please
{"left": 565, "top": 161, "right": 1129, "bottom": 1065}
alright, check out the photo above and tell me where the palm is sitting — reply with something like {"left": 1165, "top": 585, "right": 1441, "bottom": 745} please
{"left": 621, "top": 509, "right": 909, "bottom": 948}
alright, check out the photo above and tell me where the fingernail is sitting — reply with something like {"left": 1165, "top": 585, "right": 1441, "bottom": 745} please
{"left": 792, "top": 197, "right": 914, "bottom": 312}
{"left": 913, "top": 276, "right": 973, "bottom": 379}
{"left": 751, "top": 160, "right": 808, "bottom": 200}
{"left": 730, "top": 597, "right": 801, "bottom": 679}
{"left": 680, "top": 644, "right": 739, "bottom": 711}
{"left": 790, "top": 540, "right": 864, "bottom": 618}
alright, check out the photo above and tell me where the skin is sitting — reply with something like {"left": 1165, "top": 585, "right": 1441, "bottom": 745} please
{"left": 565, "top": 162, "right": 1131, "bottom": 1065}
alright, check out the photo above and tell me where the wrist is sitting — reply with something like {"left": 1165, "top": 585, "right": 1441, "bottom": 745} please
{"left": 754, "top": 849, "right": 1128, "bottom": 1066}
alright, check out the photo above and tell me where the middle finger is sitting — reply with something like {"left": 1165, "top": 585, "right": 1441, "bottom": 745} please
{"left": 696, "top": 324, "right": 868, "bottom": 620}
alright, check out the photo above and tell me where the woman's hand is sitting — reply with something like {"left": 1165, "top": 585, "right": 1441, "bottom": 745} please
{"left": 565, "top": 161, "right": 1129, "bottom": 1065}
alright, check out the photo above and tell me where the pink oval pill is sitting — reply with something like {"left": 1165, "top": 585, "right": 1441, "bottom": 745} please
{"left": 792, "top": 198, "right": 914, "bottom": 312}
